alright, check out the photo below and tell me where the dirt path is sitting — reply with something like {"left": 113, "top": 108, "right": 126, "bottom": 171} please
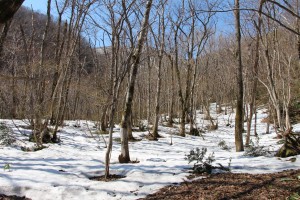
{"left": 141, "top": 169, "right": 300, "bottom": 200}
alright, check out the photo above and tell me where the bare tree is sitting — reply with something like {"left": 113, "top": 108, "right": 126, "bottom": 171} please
{"left": 149, "top": 0, "right": 166, "bottom": 140}
{"left": 49, "top": 0, "right": 96, "bottom": 140}
{"left": 50, "top": 0, "right": 68, "bottom": 125}
{"left": 245, "top": 0, "right": 263, "bottom": 146}
{"left": 169, "top": 2, "right": 187, "bottom": 137}
{"left": 33, "top": 0, "right": 52, "bottom": 146}
{"left": 257, "top": 1, "right": 286, "bottom": 134}
{"left": 168, "top": 0, "right": 214, "bottom": 136}
{"left": 166, "top": 52, "right": 175, "bottom": 127}
{"left": 119, "top": 0, "right": 153, "bottom": 163}
{"left": 100, "top": 0, "right": 133, "bottom": 179}
{"left": 234, "top": 0, "right": 244, "bottom": 152}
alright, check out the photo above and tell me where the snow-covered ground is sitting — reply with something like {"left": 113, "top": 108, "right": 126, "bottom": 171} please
{"left": 0, "top": 105, "right": 299, "bottom": 200}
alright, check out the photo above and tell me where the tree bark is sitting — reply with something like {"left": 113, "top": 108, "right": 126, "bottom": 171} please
{"left": 105, "top": 82, "right": 121, "bottom": 179}
{"left": 167, "top": 55, "right": 175, "bottom": 126}
{"left": 50, "top": 1, "right": 68, "bottom": 124}
{"left": 246, "top": 2, "right": 263, "bottom": 146}
{"left": 146, "top": 45, "right": 151, "bottom": 126}
{"left": 100, "top": 104, "right": 109, "bottom": 132}
{"left": 173, "top": 23, "right": 185, "bottom": 137}
{"left": 119, "top": 0, "right": 153, "bottom": 163}
{"left": 151, "top": 5, "right": 165, "bottom": 140}
{"left": 234, "top": 0, "right": 244, "bottom": 152}
{"left": 0, "top": 0, "right": 24, "bottom": 24}
{"left": 51, "top": 0, "right": 94, "bottom": 139}
{"left": 0, "top": 19, "right": 12, "bottom": 56}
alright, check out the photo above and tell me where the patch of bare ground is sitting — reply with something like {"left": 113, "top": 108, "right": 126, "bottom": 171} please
{"left": 141, "top": 169, "right": 300, "bottom": 200}
{"left": 0, "top": 194, "right": 31, "bottom": 200}
{"left": 89, "top": 174, "right": 126, "bottom": 181}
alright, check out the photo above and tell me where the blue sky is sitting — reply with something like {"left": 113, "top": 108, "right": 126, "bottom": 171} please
{"left": 23, "top": 0, "right": 49, "bottom": 13}
{"left": 21, "top": 0, "right": 233, "bottom": 47}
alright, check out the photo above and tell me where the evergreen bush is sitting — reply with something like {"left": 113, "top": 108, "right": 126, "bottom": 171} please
{"left": 186, "top": 147, "right": 231, "bottom": 174}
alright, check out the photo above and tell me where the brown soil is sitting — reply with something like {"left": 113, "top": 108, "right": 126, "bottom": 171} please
{"left": 0, "top": 194, "right": 31, "bottom": 200}
{"left": 141, "top": 169, "right": 300, "bottom": 200}
{"left": 145, "top": 133, "right": 164, "bottom": 141}
{"left": 89, "top": 174, "right": 126, "bottom": 181}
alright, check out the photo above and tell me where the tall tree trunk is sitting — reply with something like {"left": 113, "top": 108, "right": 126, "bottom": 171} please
{"left": 51, "top": 0, "right": 94, "bottom": 138}
{"left": 234, "top": 0, "right": 244, "bottom": 152}
{"left": 127, "top": 110, "right": 134, "bottom": 140}
{"left": 189, "top": 57, "right": 199, "bottom": 133}
{"left": 58, "top": 65, "right": 73, "bottom": 124}
{"left": 0, "top": 0, "right": 24, "bottom": 24}
{"left": 173, "top": 25, "right": 185, "bottom": 137}
{"left": 119, "top": 0, "right": 153, "bottom": 163}
{"left": 147, "top": 44, "right": 151, "bottom": 126}
{"left": 0, "top": 19, "right": 12, "bottom": 57}
{"left": 100, "top": 104, "right": 109, "bottom": 132}
{"left": 179, "top": 106, "right": 186, "bottom": 136}
{"left": 105, "top": 82, "right": 121, "bottom": 179}
{"left": 297, "top": 0, "right": 300, "bottom": 59}
{"left": 103, "top": 1, "right": 126, "bottom": 176}
{"left": 11, "top": 60, "right": 18, "bottom": 118}
{"left": 151, "top": 58, "right": 162, "bottom": 139}
{"left": 72, "top": 67, "right": 82, "bottom": 120}
{"left": 246, "top": 4, "right": 262, "bottom": 145}
{"left": 51, "top": 2, "right": 68, "bottom": 124}
{"left": 35, "top": 0, "right": 51, "bottom": 145}
{"left": 152, "top": 5, "right": 165, "bottom": 139}
{"left": 262, "top": 45, "right": 282, "bottom": 131}
{"left": 285, "top": 105, "right": 291, "bottom": 131}
{"left": 167, "top": 56, "right": 175, "bottom": 126}
{"left": 50, "top": 21, "right": 68, "bottom": 125}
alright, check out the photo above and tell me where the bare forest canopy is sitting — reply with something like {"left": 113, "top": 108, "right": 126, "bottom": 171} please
{"left": 0, "top": 0, "right": 300, "bottom": 155}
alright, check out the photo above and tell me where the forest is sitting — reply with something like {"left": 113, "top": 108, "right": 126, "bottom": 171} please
{"left": 0, "top": 0, "right": 300, "bottom": 199}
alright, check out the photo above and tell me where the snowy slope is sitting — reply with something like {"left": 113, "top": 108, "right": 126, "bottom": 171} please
{"left": 0, "top": 105, "right": 299, "bottom": 200}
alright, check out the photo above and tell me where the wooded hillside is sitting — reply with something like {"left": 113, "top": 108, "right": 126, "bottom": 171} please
{"left": 0, "top": 0, "right": 300, "bottom": 166}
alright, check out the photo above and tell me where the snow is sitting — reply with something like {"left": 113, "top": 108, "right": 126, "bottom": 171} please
{"left": 0, "top": 104, "right": 299, "bottom": 200}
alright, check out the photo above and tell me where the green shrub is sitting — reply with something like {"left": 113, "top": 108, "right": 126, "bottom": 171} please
{"left": 288, "top": 193, "right": 300, "bottom": 200}
{"left": 185, "top": 147, "right": 231, "bottom": 174}
{"left": 3, "top": 163, "right": 11, "bottom": 171}
{"left": 244, "top": 138, "right": 270, "bottom": 157}
{"left": 185, "top": 147, "right": 216, "bottom": 174}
